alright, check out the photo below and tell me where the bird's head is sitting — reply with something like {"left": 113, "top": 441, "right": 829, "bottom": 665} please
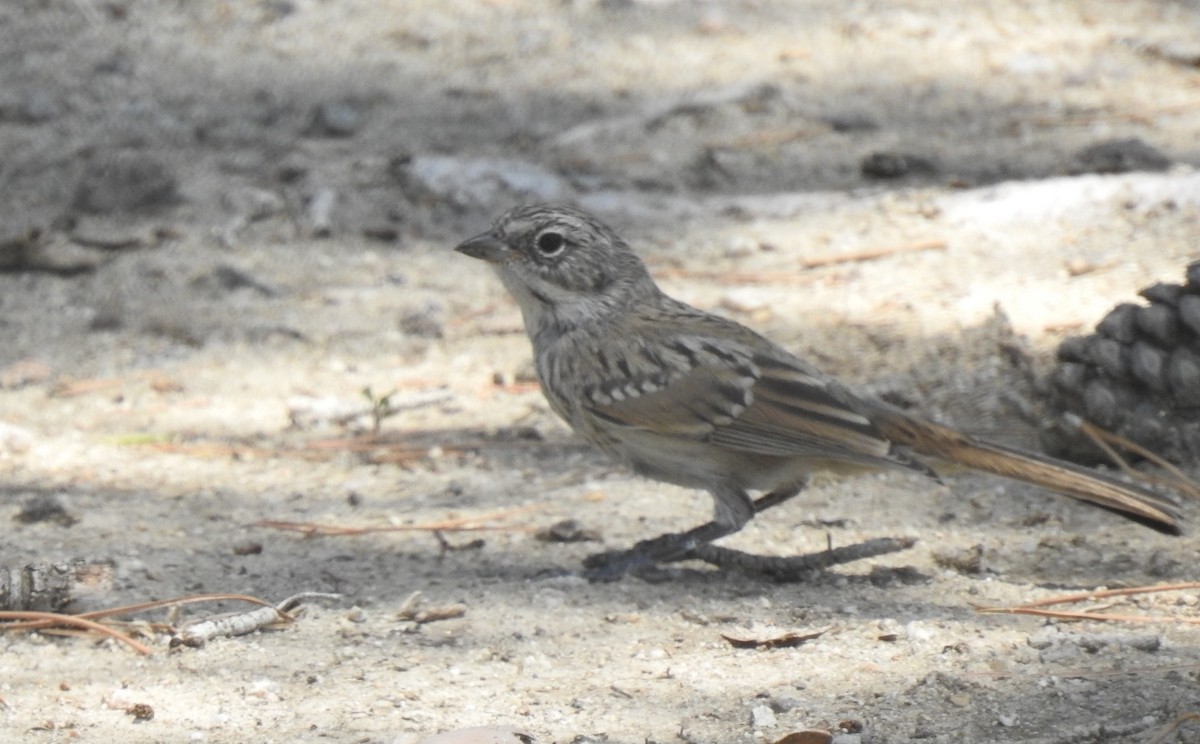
{"left": 455, "top": 204, "right": 657, "bottom": 331}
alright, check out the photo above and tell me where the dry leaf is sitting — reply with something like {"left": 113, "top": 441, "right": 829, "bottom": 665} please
{"left": 721, "top": 628, "right": 827, "bottom": 649}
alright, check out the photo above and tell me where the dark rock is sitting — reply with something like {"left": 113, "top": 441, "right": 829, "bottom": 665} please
{"left": 860, "top": 151, "right": 937, "bottom": 179}
{"left": 73, "top": 151, "right": 179, "bottom": 214}
{"left": 1072, "top": 138, "right": 1171, "bottom": 174}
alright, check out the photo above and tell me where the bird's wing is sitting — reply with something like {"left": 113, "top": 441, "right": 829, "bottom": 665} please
{"left": 581, "top": 337, "right": 925, "bottom": 473}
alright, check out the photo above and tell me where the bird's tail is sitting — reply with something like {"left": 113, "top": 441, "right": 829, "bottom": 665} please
{"left": 868, "top": 405, "right": 1184, "bottom": 535}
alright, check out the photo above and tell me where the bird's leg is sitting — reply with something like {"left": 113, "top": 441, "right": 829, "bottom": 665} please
{"left": 581, "top": 483, "right": 805, "bottom": 582}
{"left": 581, "top": 481, "right": 915, "bottom": 582}
{"left": 581, "top": 519, "right": 737, "bottom": 581}
{"left": 690, "top": 536, "right": 915, "bottom": 581}
{"left": 688, "top": 482, "right": 916, "bottom": 580}
{"left": 747, "top": 481, "right": 806, "bottom": 515}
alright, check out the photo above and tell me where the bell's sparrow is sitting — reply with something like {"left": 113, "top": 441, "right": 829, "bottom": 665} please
{"left": 456, "top": 204, "right": 1182, "bottom": 579}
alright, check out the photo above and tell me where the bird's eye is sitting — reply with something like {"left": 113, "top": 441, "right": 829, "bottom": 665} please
{"left": 535, "top": 230, "right": 565, "bottom": 256}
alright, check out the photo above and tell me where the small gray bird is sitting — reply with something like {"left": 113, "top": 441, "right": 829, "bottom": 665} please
{"left": 455, "top": 204, "right": 1182, "bottom": 579}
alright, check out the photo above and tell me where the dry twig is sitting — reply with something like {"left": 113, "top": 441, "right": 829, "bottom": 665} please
{"left": 1146, "top": 712, "right": 1200, "bottom": 744}
{"left": 1, "top": 591, "right": 338, "bottom": 654}
{"left": 0, "top": 593, "right": 277, "bottom": 632}
{"left": 0, "top": 610, "right": 153, "bottom": 655}
{"left": 975, "top": 582, "right": 1200, "bottom": 625}
{"left": 656, "top": 238, "right": 946, "bottom": 284}
{"left": 175, "top": 592, "right": 340, "bottom": 647}
{"left": 1067, "top": 414, "right": 1200, "bottom": 503}
{"left": 397, "top": 601, "right": 467, "bottom": 625}
{"left": 799, "top": 238, "right": 947, "bottom": 269}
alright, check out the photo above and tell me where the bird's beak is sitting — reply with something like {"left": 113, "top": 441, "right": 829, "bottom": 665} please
{"left": 454, "top": 233, "right": 510, "bottom": 263}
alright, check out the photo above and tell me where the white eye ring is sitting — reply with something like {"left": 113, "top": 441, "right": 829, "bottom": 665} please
{"left": 535, "top": 230, "right": 566, "bottom": 256}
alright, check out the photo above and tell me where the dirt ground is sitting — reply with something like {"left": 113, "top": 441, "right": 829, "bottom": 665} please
{"left": 3, "top": 1, "right": 1200, "bottom": 742}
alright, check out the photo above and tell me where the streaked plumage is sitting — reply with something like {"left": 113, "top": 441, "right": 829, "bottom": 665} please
{"left": 456, "top": 205, "right": 1182, "bottom": 577}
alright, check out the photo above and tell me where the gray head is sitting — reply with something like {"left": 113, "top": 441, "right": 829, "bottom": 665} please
{"left": 455, "top": 205, "right": 658, "bottom": 332}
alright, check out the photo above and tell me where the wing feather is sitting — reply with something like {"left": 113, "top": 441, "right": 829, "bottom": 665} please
{"left": 582, "top": 339, "right": 922, "bottom": 473}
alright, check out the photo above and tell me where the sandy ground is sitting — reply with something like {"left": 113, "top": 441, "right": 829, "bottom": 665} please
{"left": 2, "top": 1, "right": 1200, "bottom": 742}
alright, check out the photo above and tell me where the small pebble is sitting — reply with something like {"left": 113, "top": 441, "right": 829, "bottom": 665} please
{"left": 0, "top": 421, "right": 34, "bottom": 454}
{"left": 720, "top": 287, "right": 771, "bottom": 313}
{"left": 1038, "top": 643, "right": 1080, "bottom": 664}
{"left": 397, "top": 303, "right": 445, "bottom": 339}
{"left": 416, "top": 726, "right": 533, "bottom": 744}
{"left": 1026, "top": 627, "right": 1059, "bottom": 650}
{"left": 725, "top": 235, "right": 762, "bottom": 258}
{"left": 750, "top": 704, "right": 777, "bottom": 727}
{"left": 861, "top": 151, "right": 936, "bottom": 179}
{"left": 308, "top": 102, "right": 364, "bottom": 137}
{"left": 231, "top": 541, "right": 263, "bottom": 556}
{"left": 768, "top": 696, "right": 805, "bottom": 714}
{"left": 210, "top": 265, "right": 280, "bottom": 297}
{"left": 535, "top": 519, "right": 601, "bottom": 543}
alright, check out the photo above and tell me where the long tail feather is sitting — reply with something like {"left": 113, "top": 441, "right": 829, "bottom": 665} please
{"left": 869, "top": 406, "right": 1183, "bottom": 535}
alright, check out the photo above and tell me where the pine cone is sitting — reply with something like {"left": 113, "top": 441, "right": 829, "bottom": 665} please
{"left": 1043, "top": 260, "right": 1200, "bottom": 465}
